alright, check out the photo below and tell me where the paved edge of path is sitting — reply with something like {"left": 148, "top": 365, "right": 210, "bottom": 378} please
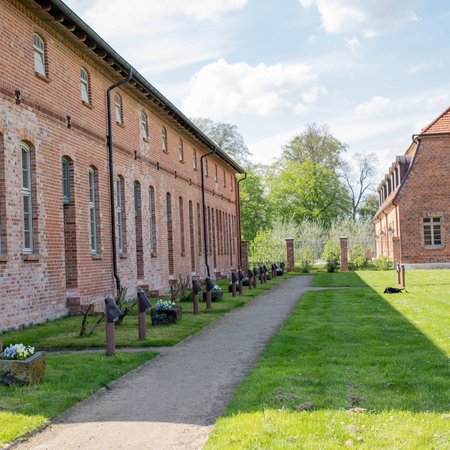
{"left": 11, "top": 275, "right": 315, "bottom": 450}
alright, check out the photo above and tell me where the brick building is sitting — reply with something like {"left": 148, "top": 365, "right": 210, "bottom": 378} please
{"left": 0, "top": 0, "right": 244, "bottom": 331}
{"left": 373, "top": 106, "right": 450, "bottom": 268}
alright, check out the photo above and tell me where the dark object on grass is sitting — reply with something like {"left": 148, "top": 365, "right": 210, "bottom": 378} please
{"left": 238, "top": 270, "right": 245, "bottom": 281}
{"left": 105, "top": 296, "right": 122, "bottom": 323}
{"left": 202, "top": 284, "right": 223, "bottom": 301}
{"left": 384, "top": 287, "right": 407, "bottom": 294}
{"left": 205, "top": 277, "right": 215, "bottom": 291}
{"left": 276, "top": 267, "right": 284, "bottom": 276}
{"left": 150, "top": 305, "right": 182, "bottom": 325}
{"left": 137, "top": 288, "right": 151, "bottom": 313}
{"left": 192, "top": 278, "right": 203, "bottom": 295}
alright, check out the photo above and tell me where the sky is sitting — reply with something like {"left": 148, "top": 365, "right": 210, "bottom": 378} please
{"left": 65, "top": 0, "right": 450, "bottom": 178}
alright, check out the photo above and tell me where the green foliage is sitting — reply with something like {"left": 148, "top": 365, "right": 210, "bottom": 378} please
{"left": 358, "top": 193, "right": 379, "bottom": 220}
{"left": 349, "top": 244, "right": 369, "bottom": 270}
{"left": 322, "top": 239, "right": 340, "bottom": 272}
{"left": 373, "top": 255, "right": 394, "bottom": 270}
{"left": 249, "top": 228, "right": 284, "bottom": 264}
{"left": 298, "top": 246, "right": 314, "bottom": 273}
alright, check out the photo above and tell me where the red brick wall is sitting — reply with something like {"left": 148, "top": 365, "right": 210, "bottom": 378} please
{"left": 0, "top": 0, "right": 241, "bottom": 330}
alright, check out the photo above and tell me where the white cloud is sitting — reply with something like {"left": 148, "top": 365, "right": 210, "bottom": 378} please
{"left": 355, "top": 96, "right": 391, "bottom": 116}
{"left": 181, "top": 59, "right": 318, "bottom": 119}
{"left": 299, "top": 0, "right": 420, "bottom": 37}
{"left": 345, "top": 36, "right": 361, "bottom": 54}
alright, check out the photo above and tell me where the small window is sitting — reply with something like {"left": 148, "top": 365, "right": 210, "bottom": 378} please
{"left": 33, "top": 33, "right": 46, "bottom": 76}
{"left": 204, "top": 157, "right": 209, "bottom": 177}
{"left": 223, "top": 169, "right": 226, "bottom": 187}
{"left": 80, "top": 68, "right": 90, "bottom": 103}
{"left": 162, "top": 127, "right": 168, "bottom": 152}
{"left": 141, "top": 111, "right": 148, "bottom": 139}
{"left": 193, "top": 149, "right": 197, "bottom": 170}
{"left": 88, "top": 168, "right": 98, "bottom": 253}
{"left": 117, "top": 176, "right": 125, "bottom": 253}
{"left": 62, "top": 157, "right": 71, "bottom": 204}
{"left": 21, "top": 143, "right": 33, "bottom": 252}
{"left": 230, "top": 174, "right": 233, "bottom": 191}
{"left": 214, "top": 164, "right": 218, "bottom": 182}
{"left": 149, "top": 186, "right": 157, "bottom": 253}
{"left": 423, "top": 217, "right": 442, "bottom": 246}
{"left": 114, "top": 93, "right": 122, "bottom": 124}
{"left": 178, "top": 138, "right": 184, "bottom": 162}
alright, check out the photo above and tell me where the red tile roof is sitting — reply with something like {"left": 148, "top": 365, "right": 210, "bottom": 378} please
{"left": 421, "top": 105, "right": 450, "bottom": 134}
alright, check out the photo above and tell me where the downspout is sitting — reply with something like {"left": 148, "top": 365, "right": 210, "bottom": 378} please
{"left": 201, "top": 149, "right": 215, "bottom": 277}
{"left": 107, "top": 68, "right": 133, "bottom": 293}
{"left": 237, "top": 172, "right": 247, "bottom": 268}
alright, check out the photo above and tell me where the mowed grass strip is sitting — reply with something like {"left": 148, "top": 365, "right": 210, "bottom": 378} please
{"left": 0, "top": 351, "right": 156, "bottom": 446}
{"left": 206, "top": 271, "right": 449, "bottom": 449}
{"left": 2, "top": 275, "right": 289, "bottom": 349}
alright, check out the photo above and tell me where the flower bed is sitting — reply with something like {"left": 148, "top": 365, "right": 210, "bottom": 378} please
{"left": 150, "top": 300, "right": 182, "bottom": 325}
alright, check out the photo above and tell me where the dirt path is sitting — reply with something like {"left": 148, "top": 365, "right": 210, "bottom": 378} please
{"left": 14, "top": 276, "right": 314, "bottom": 450}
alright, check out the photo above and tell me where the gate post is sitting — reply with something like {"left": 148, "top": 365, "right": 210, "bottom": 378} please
{"left": 339, "top": 237, "right": 348, "bottom": 272}
{"left": 241, "top": 240, "right": 249, "bottom": 269}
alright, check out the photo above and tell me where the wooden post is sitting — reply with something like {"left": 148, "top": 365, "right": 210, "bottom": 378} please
{"left": 138, "top": 312, "right": 146, "bottom": 340}
{"left": 396, "top": 264, "right": 401, "bottom": 285}
{"left": 401, "top": 265, "right": 406, "bottom": 288}
{"left": 106, "top": 321, "right": 115, "bottom": 356}
{"left": 193, "top": 293, "right": 200, "bottom": 314}
{"left": 205, "top": 291, "right": 212, "bottom": 309}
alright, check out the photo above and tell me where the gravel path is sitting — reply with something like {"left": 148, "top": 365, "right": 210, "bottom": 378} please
{"left": 14, "top": 276, "right": 314, "bottom": 450}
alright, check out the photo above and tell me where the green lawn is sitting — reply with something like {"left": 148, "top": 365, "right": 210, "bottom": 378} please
{"left": 0, "top": 351, "right": 156, "bottom": 446}
{"left": 2, "top": 276, "right": 288, "bottom": 349}
{"left": 206, "top": 270, "right": 450, "bottom": 449}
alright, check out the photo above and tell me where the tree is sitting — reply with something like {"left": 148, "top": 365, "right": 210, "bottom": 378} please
{"left": 340, "top": 152, "right": 378, "bottom": 221}
{"left": 191, "top": 117, "right": 252, "bottom": 167}
{"left": 282, "top": 123, "right": 347, "bottom": 170}
{"left": 239, "top": 167, "right": 272, "bottom": 242}
{"left": 358, "top": 193, "right": 379, "bottom": 221}
{"left": 268, "top": 160, "right": 350, "bottom": 226}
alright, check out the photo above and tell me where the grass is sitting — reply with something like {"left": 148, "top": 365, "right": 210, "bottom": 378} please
{"left": 0, "top": 351, "right": 156, "bottom": 446}
{"left": 1, "top": 276, "right": 289, "bottom": 349}
{"left": 206, "top": 269, "right": 450, "bottom": 449}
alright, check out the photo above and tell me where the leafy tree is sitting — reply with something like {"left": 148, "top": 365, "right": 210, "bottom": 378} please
{"left": 191, "top": 117, "right": 252, "bottom": 167}
{"left": 340, "top": 152, "right": 378, "bottom": 220}
{"left": 239, "top": 167, "right": 272, "bottom": 242}
{"left": 282, "top": 123, "right": 347, "bottom": 170}
{"left": 268, "top": 160, "right": 350, "bottom": 226}
{"left": 358, "top": 193, "right": 379, "bottom": 221}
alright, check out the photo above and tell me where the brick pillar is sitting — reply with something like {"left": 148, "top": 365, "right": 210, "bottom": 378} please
{"left": 285, "top": 239, "right": 295, "bottom": 272}
{"left": 339, "top": 237, "right": 348, "bottom": 272}
{"left": 241, "top": 240, "right": 249, "bottom": 269}
{"left": 392, "top": 236, "right": 401, "bottom": 266}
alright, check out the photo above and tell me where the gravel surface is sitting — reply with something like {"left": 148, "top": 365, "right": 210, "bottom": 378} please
{"left": 14, "top": 276, "right": 314, "bottom": 450}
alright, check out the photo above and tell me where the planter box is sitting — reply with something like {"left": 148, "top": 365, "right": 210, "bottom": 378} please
{"left": 202, "top": 290, "right": 223, "bottom": 302}
{"left": 0, "top": 351, "right": 46, "bottom": 385}
{"left": 150, "top": 305, "right": 182, "bottom": 325}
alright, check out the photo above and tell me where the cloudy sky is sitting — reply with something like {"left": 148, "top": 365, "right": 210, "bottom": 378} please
{"left": 65, "top": 0, "right": 450, "bottom": 175}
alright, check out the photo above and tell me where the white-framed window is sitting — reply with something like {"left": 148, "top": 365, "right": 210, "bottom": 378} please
{"left": 223, "top": 169, "right": 226, "bottom": 187}
{"left": 178, "top": 138, "right": 184, "bottom": 162}
{"left": 162, "top": 127, "right": 168, "bottom": 152}
{"left": 204, "top": 157, "right": 209, "bottom": 177}
{"left": 149, "top": 186, "right": 157, "bottom": 253}
{"left": 80, "top": 68, "right": 89, "bottom": 103}
{"left": 33, "top": 33, "right": 46, "bottom": 76}
{"left": 88, "top": 168, "right": 97, "bottom": 253}
{"left": 141, "top": 111, "right": 148, "bottom": 139}
{"left": 114, "top": 93, "right": 122, "bottom": 124}
{"left": 230, "top": 174, "right": 233, "bottom": 191}
{"left": 214, "top": 164, "right": 218, "bottom": 182}
{"left": 193, "top": 149, "right": 197, "bottom": 170}
{"left": 62, "top": 157, "right": 71, "bottom": 204}
{"left": 423, "top": 217, "right": 442, "bottom": 246}
{"left": 21, "top": 143, "right": 33, "bottom": 252}
{"left": 117, "top": 176, "right": 125, "bottom": 253}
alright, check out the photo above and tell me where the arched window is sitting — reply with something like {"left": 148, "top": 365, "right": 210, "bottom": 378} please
{"left": 116, "top": 176, "right": 126, "bottom": 253}
{"left": 193, "top": 149, "right": 197, "bottom": 170}
{"left": 62, "top": 157, "right": 71, "bottom": 204}
{"left": 230, "top": 174, "right": 233, "bottom": 191}
{"left": 141, "top": 111, "right": 148, "bottom": 139}
{"left": 21, "top": 143, "right": 33, "bottom": 252}
{"left": 114, "top": 93, "right": 122, "bottom": 124}
{"left": 178, "top": 138, "right": 184, "bottom": 162}
{"left": 88, "top": 167, "right": 99, "bottom": 253}
{"left": 214, "top": 164, "right": 218, "bottom": 182}
{"left": 33, "top": 33, "right": 46, "bottom": 76}
{"left": 149, "top": 186, "right": 157, "bottom": 254}
{"left": 204, "top": 157, "right": 209, "bottom": 177}
{"left": 80, "top": 68, "right": 90, "bottom": 103}
{"left": 162, "top": 127, "right": 168, "bottom": 152}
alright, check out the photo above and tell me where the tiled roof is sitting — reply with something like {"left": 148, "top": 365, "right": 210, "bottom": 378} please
{"left": 421, "top": 105, "right": 450, "bottom": 134}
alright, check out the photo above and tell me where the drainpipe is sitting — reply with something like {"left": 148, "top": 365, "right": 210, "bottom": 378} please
{"left": 107, "top": 68, "right": 133, "bottom": 293}
{"left": 201, "top": 149, "right": 215, "bottom": 277}
{"left": 237, "top": 172, "right": 247, "bottom": 268}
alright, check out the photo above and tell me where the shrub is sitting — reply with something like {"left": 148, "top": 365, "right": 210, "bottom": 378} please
{"left": 373, "top": 255, "right": 393, "bottom": 270}
{"left": 322, "top": 240, "right": 340, "bottom": 272}
{"left": 349, "top": 245, "right": 369, "bottom": 270}
{"left": 299, "top": 246, "right": 314, "bottom": 273}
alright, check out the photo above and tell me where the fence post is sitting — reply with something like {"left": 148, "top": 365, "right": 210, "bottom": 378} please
{"left": 339, "top": 237, "right": 349, "bottom": 271}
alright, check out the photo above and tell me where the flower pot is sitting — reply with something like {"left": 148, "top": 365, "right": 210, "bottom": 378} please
{"left": 0, "top": 351, "right": 46, "bottom": 385}
{"left": 150, "top": 305, "right": 182, "bottom": 325}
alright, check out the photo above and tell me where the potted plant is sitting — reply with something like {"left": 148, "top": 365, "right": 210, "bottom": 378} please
{"left": 150, "top": 299, "right": 182, "bottom": 325}
{"left": 0, "top": 343, "right": 46, "bottom": 385}
{"left": 202, "top": 284, "right": 223, "bottom": 302}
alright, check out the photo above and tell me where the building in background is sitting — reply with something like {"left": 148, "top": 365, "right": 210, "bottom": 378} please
{"left": 0, "top": 0, "right": 244, "bottom": 331}
{"left": 374, "top": 106, "right": 450, "bottom": 268}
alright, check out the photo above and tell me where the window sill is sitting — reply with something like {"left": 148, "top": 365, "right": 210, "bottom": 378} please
{"left": 424, "top": 245, "right": 444, "bottom": 250}
{"left": 119, "top": 252, "right": 128, "bottom": 259}
{"left": 22, "top": 253, "right": 39, "bottom": 262}
{"left": 35, "top": 72, "right": 50, "bottom": 83}
{"left": 116, "top": 122, "right": 124, "bottom": 128}
{"left": 91, "top": 254, "right": 102, "bottom": 260}
{"left": 82, "top": 101, "right": 92, "bottom": 109}
{"left": 0, "top": 254, "right": 8, "bottom": 263}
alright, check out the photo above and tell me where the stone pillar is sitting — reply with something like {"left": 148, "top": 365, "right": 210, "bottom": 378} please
{"left": 285, "top": 239, "right": 295, "bottom": 272}
{"left": 392, "top": 236, "right": 401, "bottom": 266}
{"left": 339, "top": 237, "right": 348, "bottom": 272}
{"left": 241, "top": 240, "right": 249, "bottom": 269}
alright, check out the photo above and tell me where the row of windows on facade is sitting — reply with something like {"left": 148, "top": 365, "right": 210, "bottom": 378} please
{"left": 376, "top": 217, "right": 443, "bottom": 247}
{"left": 378, "top": 164, "right": 403, "bottom": 206}
{"left": 32, "top": 33, "right": 235, "bottom": 191}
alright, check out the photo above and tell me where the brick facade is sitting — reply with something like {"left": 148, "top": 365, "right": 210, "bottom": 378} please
{"left": 374, "top": 107, "right": 450, "bottom": 267}
{"left": 0, "top": 0, "right": 243, "bottom": 330}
